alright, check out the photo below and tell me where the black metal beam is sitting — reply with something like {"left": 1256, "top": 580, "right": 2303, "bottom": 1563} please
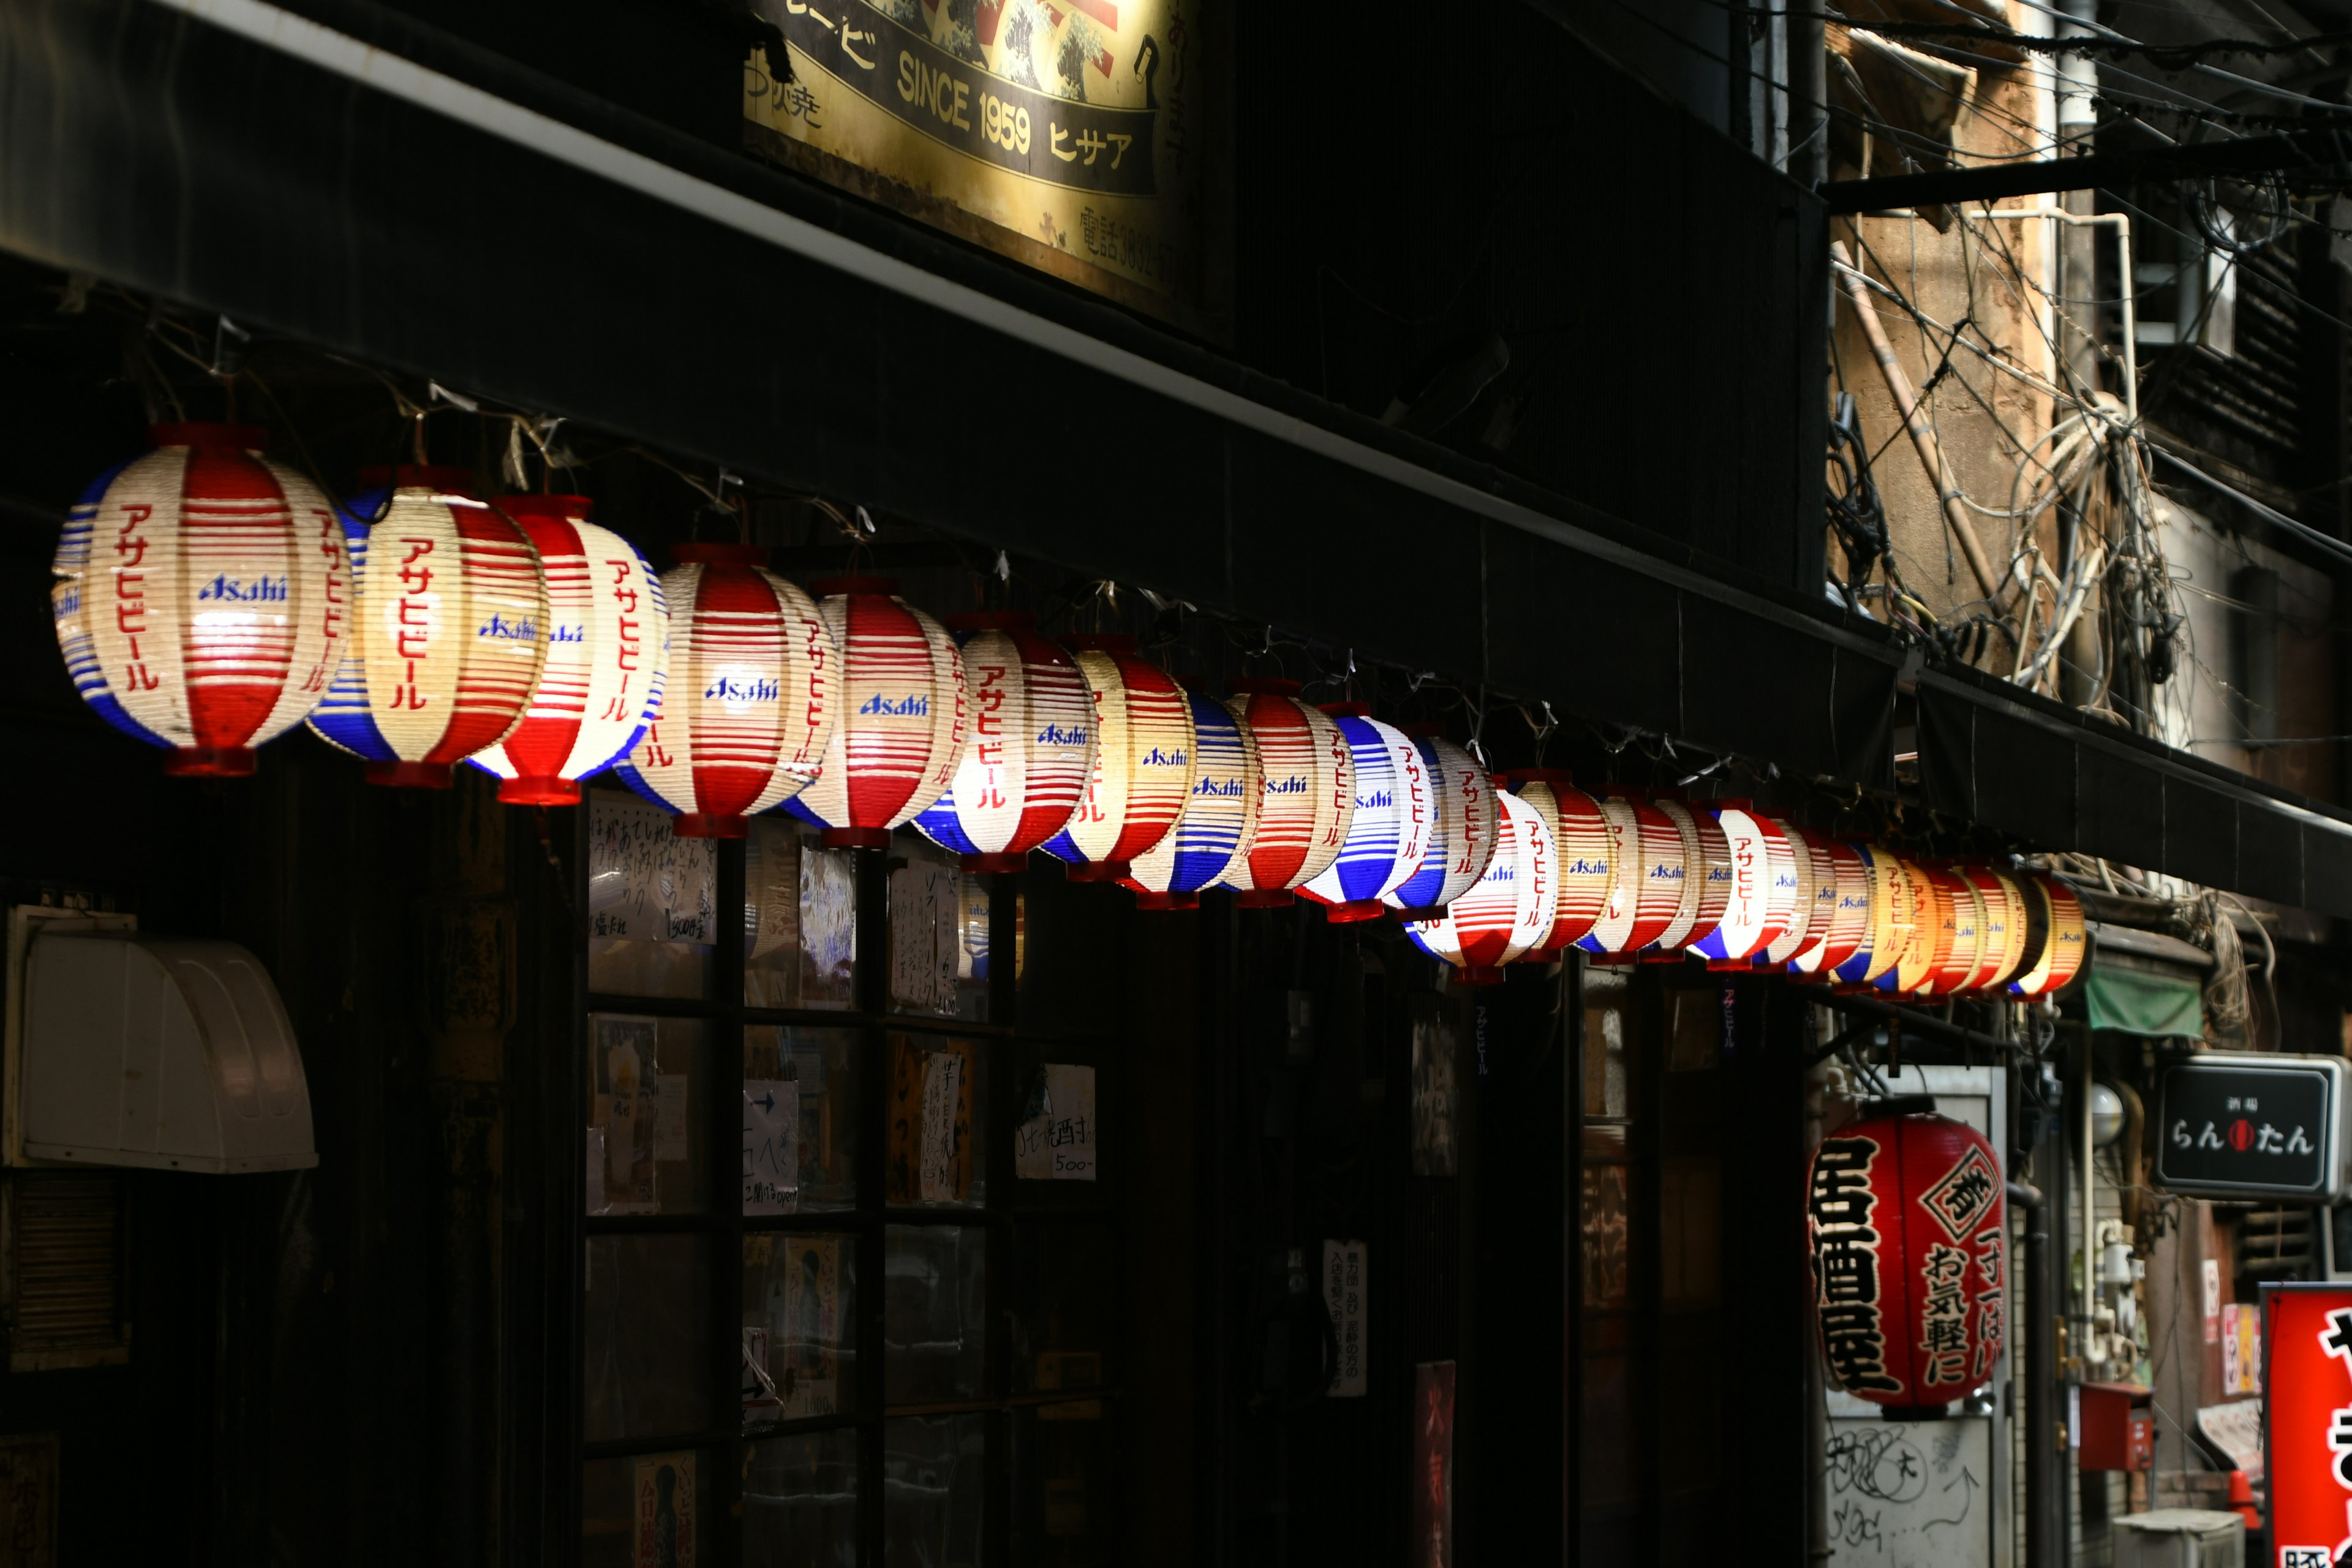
{"left": 1823, "top": 129, "right": 2352, "bottom": 213}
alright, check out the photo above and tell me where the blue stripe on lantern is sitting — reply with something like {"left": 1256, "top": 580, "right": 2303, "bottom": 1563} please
{"left": 1384, "top": 736, "right": 1450, "bottom": 908}
{"left": 53, "top": 456, "right": 133, "bottom": 574}
{"left": 303, "top": 494, "right": 396, "bottom": 761}
{"left": 1161, "top": 692, "right": 1252, "bottom": 893}
{"left": 1316, "top": 715, "right": 1403, "bottom": 904}
{"left": 913, "top": 793, "right": 982, "bottom": 856}
{"left": 780, "top": 795, "right": 837, "bottom": 831}
{"left": 53, "top": 455, "right": 173, "bottom": 750}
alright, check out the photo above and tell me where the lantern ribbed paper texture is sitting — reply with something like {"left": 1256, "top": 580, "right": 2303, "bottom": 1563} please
{"left": 55, "top": 424, "right": 349, "bottom": 777}
{"left": 1809, "top": 1107, "right": 2007, "bottom": 1409}
{"left": 1405, "top": 789, "right": 1556, "bottom": 984}
{"left": 1961, "top": 866, "right": 2028, "bottom": 992}
{"left": 1793, "top": 840, "right": 1872, "bottom": 979}
{"left": 2009, "top": 875, "right": 2087, "bottom": 997}
{"left": 1504, "top": 771, "right": 1611, "bottom": 952}
{"left": 1582, "top": 794, "right": 1687, "bottom": 959}
{"left": 1917, "top": 866, "right": 1984, "bottom": 998}
{"left": 785, "top": 578, "right": 967, "bottom": 851}
{"left": 1219, "top": 680, "right": 1354, "bottom": 909}
{"left": 1384, "top": 730, "right": 1496, "bottom": 915}
{"left": 1571, "top": 794, "right": 1645, "bottom": 954}
{"left": 1833, "top": 846, "right": 1909, "bottom": 987}
{"left": 1123, "top": 689, "right": 1261, "bottom": 911}
{"left": 1649, "top": 799, "right": 1730, "bottom": 956}
{"left": 913, "top": 612, "right": 1094, "bottom": 872}
{"left": 307, "top": 466, "right": 548, "bottom": 788}
{"left": 469, "top": 495, "right": 667, "bottom": 805}
{"left": 1300, "top": 705, "right": 1430, "bottom": 922}
{"left": 1874, "top": 859, "right": 1940, "bottom": 997}
{"left": 1690, "top": 805, "right": 1795, "bottom": 965}
{"left": 1041, "top": 635, "right": 1193, "bottom": 881}
{"left": 612, "top": 544, "right": 832, "bottom": 840}
{"left": 1760, "top": 824, "right": 1825, "bottom": 969}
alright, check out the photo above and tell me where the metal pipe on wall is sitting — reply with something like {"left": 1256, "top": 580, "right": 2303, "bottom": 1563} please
{"left": 2011, "top": 1177, "right": 2058, "bottom": 1568}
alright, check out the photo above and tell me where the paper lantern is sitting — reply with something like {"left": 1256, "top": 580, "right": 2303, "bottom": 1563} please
{"left": 1792, "top": 840, "right": 1873, "bottom": 980}
{"left": 1758, "top": 822, "right": 1825, "bottom": 970}
{"left": 1689, "top": 804, "right": 1797, "bottom": 967}
{"left": 2008, "top": 874, "right": 2087, "bottom": 997}
{"left": 1958, "top": 865, "right": 2029, "bottom": 993}
{"left": 913, "top": 612, "right": 1095, "bottom": 872}
{"left": 53, "top": 423, "right": 349, "bottom": 776}
{"left": 1647, "top": 797, "right": 1730, "bottom": 958}
{"left": 1038, "top": 635, "right": 1193, "bottom": 881}
{"left": 1123, "top": 688, "right": 1261, "bottom": 911}
{"left": 1917, "top": 865, "right": 1985, "bottom": 998}
{"left": 1218, "top": 679, "right": 1354, "bottom": 909}
{"left": 1503, "top": 771, "right": 1612, "bottom": 952}
{"left": 1831, "top": 845, "right": 1910, "bottom": 988}
{"left": 1580, "top": 792, "right": 1688, "bottom": 960}
{"left": 1810, "top": 1104, "right": 2007, "bottom": 1409}
{"left": 1404, "top": 789, "right": 1556, "bottom": 984}
{"left": 467, "top": 494, "right": 668, "bottom": 805}
{"left": 307, "top": 466, "right": 548, "bottom": 788}
{"left": 611, "top": 544, "right": 832, "bottom": 839}
{"left": 784, "top": 578, "right": 968, "bottom": 851}
{"left": 1382, "top": 729, "right": 1498, "bottom": 916}
{"left": 1874, "top": 858, "right": 1940, "bottom": 998}
{"left": 1300, "top": 705, "right": 1431, "bottom": 922}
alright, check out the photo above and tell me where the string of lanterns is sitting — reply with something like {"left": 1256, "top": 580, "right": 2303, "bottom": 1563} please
{"left": 47, "top": 424, "right": 2091, "bottom": 1000}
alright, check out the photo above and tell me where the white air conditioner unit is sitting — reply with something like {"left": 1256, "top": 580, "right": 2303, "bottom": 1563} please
{"left": 7, "top": 908, "right": 316, "bottom": 1174}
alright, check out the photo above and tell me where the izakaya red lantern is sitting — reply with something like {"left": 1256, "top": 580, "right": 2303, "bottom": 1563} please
{"left": 1219, "top": 679, "right": 1354, "bottom": 909}
{"left": 1382, "top": 728, "right": 1496, "bottom": 915}
{"left": 785, "top": 578, "right": 968, "bottom": 850}
{"left": 53, "top": 424, "right": 349, "bottom": 776}
{"left": 2008, "top": 873, "right": 2087, "bottom": 997}
{"left": 1689, "top": 803, "right": 1796, "bottom": 967}
{"left": 1580, "top": 791, "right": 1687, "bottom": 960}
{"left": 1503, "top": 771, "right": 1611, "bottom": 952}
{"left": 1041, "top": 634, "right": 1193, "bottom": 881}
{"left": 469, "top": 495, "right": 668, "bottom": 805}
{"left": 613, "top": 544, "right": 833, "bottom": 839}
{"left": 1300, "top": 705, "right": 1430, "bottom": 922}
{"left": 1809, "top": 1103, "right": 2007, "bottom": 1409}
{"left": 1123, "top": 687, "right": 1261, "bottom": 911}
{"left": 307, "top": 466, "right": 548, "bottom": 788}
{"left": 1792, "top": 839, "right": 1872, "bottom": 981}
{"left": 913, "top": 612, "right": 1094, "bottom": 872}
{"left": 1404, "top": 788, "right": 1556, "bottom": 984}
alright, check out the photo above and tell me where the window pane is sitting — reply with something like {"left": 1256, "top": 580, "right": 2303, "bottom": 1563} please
{"left": 884, "top": 1413, "right": 985, "bottom": 1568}
{"left": 1583, "top": 965, "right": 1629, "bottom": 1118}
{"left": 744, "top": 1027, "right": 859, "bottom": 1215}
{"left": 889, "top": 832, "right": 993, "bottom": 1021}
{"left": 584, "top": 1234, "right": 712, "bottom": 1441}
{"left": 745, "top": 817, "right": 858, "bottom": 1008}
{"left": 884, "top": 1224, "right": 986, "bottom": 1404}
{"left": 745, "top": 1428, "right": 859, "bottom": 1568}
{"left": 589, "top": 1016, "right": 710, "bottom": 1216}
{"left": 583, "top": 1449, "right": 714, "bottom": 1568}
{"left": 1009, "top": 1221, "right": 1114, "bottom": 1395}
{"left": 744, "top": 1231, "right": 858, "bottom": 1428}
{"left": 887, "top": 1036, "right": 986, "bottom": 1209}
{"left": 588, "top": 790, "right": 714, "bottom": 999}
{"left": 1012, "top": 1402, "right": 1115, "bottom": 1563}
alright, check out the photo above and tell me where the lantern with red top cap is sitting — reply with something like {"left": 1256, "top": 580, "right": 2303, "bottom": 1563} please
{"left": 1382, "top": 723, "right": 1496, "bottom": 918}
{"left": 782, "top": 577, "right": 968, "bottom": 851}
{"left": 1298, "top": 702, "right": 1430, "bottom": 922}
{"left": 1038, "top": 633, "right": 1193, "bottom": 881}
{"left": 913, "top": 611, "right": 1094, "bottom": 872}
{"left": 1404, "top": 786, "right": 1556, "bottom": 984}
{"left": 1218, "top": 678, "right": 1353, "bottom": 909}
{"left": 1501, "top": 769, "right": 1611, "bottom": 952}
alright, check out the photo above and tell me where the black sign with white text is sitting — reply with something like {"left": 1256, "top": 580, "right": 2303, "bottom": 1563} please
{"left": 2157, "top": 1059, "right": 2337, "bottom": 1198}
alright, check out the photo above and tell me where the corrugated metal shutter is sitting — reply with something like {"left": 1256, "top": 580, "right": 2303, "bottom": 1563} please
{"left": 4, "top": 1173, "right": 127, "bottom": 1372}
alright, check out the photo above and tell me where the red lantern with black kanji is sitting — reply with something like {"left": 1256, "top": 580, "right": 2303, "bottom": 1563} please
{"left": 1808, "top": 1103, "right": 2007, "bottom": 1411}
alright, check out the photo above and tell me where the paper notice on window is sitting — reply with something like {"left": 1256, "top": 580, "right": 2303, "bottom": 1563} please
{"left": 891, "top": 858, "right": 962, "bottom": 1014}
{"left": 589, "top": 791, "right": 714, "bottom": 941}
{"left": 1015, "top": 1064, "right": 1098, "bottom": 1181}
{"left": 920, "top": 1052, "right": 965, "bottom": 1202}
{"left": 1322, "top": 1239, "right": 1368, "bottom": 1397}
{"left": 742, "top": 1080, "right": 800, "bottom": 1216}
{"left": 654, "top": 1073, "right": 692, "bottom": 1163}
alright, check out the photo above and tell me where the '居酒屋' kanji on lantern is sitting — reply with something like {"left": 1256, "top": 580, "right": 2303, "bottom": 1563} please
{"left": 1809, "top": 1101, "right": 2007, "bottom": 1411}
{"left": 913, "top": 612, "right": 1094, "bottom": 872}
{"left": 1404, "top": 786, "right": 1556, "bottom": 984}
{"left": 307, "top": 466, "right": 548, "bottom": 788}
{"left": 1300, "top": 704, "right": 1430, "bottom": 922}
{"left": 612, "top": 544, "right": 832, "bottom": 839}
{"left": 785, "top": 578, "right": 968, "bottom": 851}
{"left": 1503, "top": 771, "right": 1611, "bottom": 952}
{"left": 1218, "top": 679, "right": 1354, "bottom": 909}
{"left": 1039, "top": 634, "right": 1194, "bottom": 881}
{"left": 469, "top": 494, "right": 668, "bottom": 805}
{"left": 1383, "top": 727, "right": 1496, "bottom": 916}
{"left": 2009, "top": 873, "right": 2088, "bottom": 997}
{"left": 55, "top": 424, "right": 349, "bottom": 777}
{"left": 1687, "top": 802, "right": 1796, "bottom": 967}
{"left": 1123, "top": 687, "right": 1261, "bottom": 911}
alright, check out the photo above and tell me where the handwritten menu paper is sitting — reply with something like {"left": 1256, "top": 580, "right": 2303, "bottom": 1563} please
{"left": 589, "top": 793, "right": 714, "bottom": 942}
{"left": 1016, "top": 1065, "right": 1098, "bottom": 1182}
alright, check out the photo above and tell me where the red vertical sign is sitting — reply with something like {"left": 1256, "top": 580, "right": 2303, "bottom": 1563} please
{"left": 2265, "top": 1284, "right": 2352, "bottom": 1568}
{"left": 1412, "top": 1361, "right": 1455, "bottom": 1568}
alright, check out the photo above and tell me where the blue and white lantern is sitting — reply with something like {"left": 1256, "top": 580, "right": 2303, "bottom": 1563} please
{"left": 1300, "top": 704, "right": 1431, "bottom": 922}
{"left": 1123, "top": 689, "right": 1262, "bottom": 910}
{"left": 1382, "top": 728, "right": 1497, "bottom": 916}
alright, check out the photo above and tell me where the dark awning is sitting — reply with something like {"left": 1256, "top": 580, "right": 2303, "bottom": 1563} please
{"left": 7, "top": 0, "right": 2351, "bottom": 916}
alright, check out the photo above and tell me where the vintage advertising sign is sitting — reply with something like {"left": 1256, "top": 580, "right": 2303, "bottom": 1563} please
{"left": 2264, "top": 1284, "right": 2352, "bottom": 1568}
{"left": 2158, "top": 1055, "right": 2350, "bottom": 1202}
{"left": 744, "top": 0, "right": 1223, "bottom": 333}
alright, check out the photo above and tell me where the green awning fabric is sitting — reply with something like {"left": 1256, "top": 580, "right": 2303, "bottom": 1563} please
{"left": 2085, "top": 964, "right": 2204, "bottom": 1039}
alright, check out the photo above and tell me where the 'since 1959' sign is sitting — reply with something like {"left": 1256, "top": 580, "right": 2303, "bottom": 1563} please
{"left": 2156, "top": 1055, "right": 2348, "bottom": 1202}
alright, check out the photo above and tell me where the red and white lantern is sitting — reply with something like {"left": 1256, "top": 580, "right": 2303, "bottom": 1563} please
{"left": 1580, "top": 792, "right": 1688, "bottom": 959}
{"left": 469, "top": 494, "right": 668, "bottom": 805}
{"left": 1792, "top": 840, "right": 1873, "bottom": 980}
{"left": 1038, "top": 634, "right": 1193, "bottom": 880}
{"left": 53, "top": 423, "right": 348, "bottom": 776}
{"left": 1648, "top": 797, "right": 1730, "bottom": 957}
{"left": 1383, "top": 729, "right": 1497, "bottom": 915}
{"left": 1810, "top": 1104, "right": 2007, "bottom": 1409}
{"left": 785, "top": 578, "right": 968, "bottom": 851}
{"left": 1759, "top": 822, "right": 1823, "bottom": 970}
{"left": 913, "top": 612, "right": 1095, "bottom": 872}
{"left": 1503, "top": 771, "right": 1612, "bottom": 952}
{"left": 1688, "top": 803, "right": 1797, "bottom": 966}
{"left": 306, "top": 466, "right": 548, "bottom": 788}
{"left": 614, "top": 544, "right": 832, "bottom": 839}
{"left": 1219, "top": 679, "right": 1354, "bottom": 909}
{"left": 1404, "top": 788, "right": 1556, "bottom": 984}
{"left": 2008, "top": 873, "right": 2087, "bottom": 997}
{"left": 1958, "top": 865, "right": 2029, "bottom": 993}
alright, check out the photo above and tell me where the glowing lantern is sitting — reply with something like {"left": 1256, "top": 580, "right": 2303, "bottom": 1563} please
{"left": 1690, "top": 803, "right": 1796, "bottom": 967}
{"left": 913, "top": 612, "right": 1095, "bottom": 872}
{"left": 1123, "top": 688, "right": 1261, "bottom": 911}
{"left": 53, "top": 423, "right": 349, "bottom": 776}
{"left": 1809, "top": 1102, "right": 2007, "bottom": 1410}
{"left": 1581, "top": 792, "right": 1689, "bottom": 960}
{"left": 1300, "top": 705, "right": 1430, "bottom": 922}
{"left": 1874, "top": 858, "right": 1941, "bottom": 998}
{"left": 1648, "top": 797, "right": 1730, "bottom": 957}
{"left": 1832, "top": 846, "right": 1910, "bottom": 988}
{"left": 1917, "top": 865, "right": 1985, "bottom": 998}
{"left": 1758, "top": 823, "right": 1825, "bottom": 970}
{"left": 1404, "top": 789, "right": 1557, "bottom": 984}
{"left": 1792, "top": 840, "right": 1873, "bottom": 980}
{"left": 307, "top": 466, "right": 548, "bottom": 788}
{"left": 1382, "top": 728, "right": 1497, "bottom": 915}
{"left": 1218, "top": 680, "right": 1354, "bottom": 909}
{"left": 1503, "top": 771, "right": 1612, "bottom": 952}
{"left": 1039, "top": 635, "right": 1194, "bottom": 881}
{"left": 612, "top": 544, "right": 832, "bottom": 839}
{"left": 1959, "top": 865, "right": 2029, "bottom": 992}
{"left": 2008, "top": 874, "right": 2087, "bottom": 997}
{"left": 467, "top": 494, "right": 668, "bottom": 805}
{"left": 784, "top": 578, "right": 968, "bottom": 851}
